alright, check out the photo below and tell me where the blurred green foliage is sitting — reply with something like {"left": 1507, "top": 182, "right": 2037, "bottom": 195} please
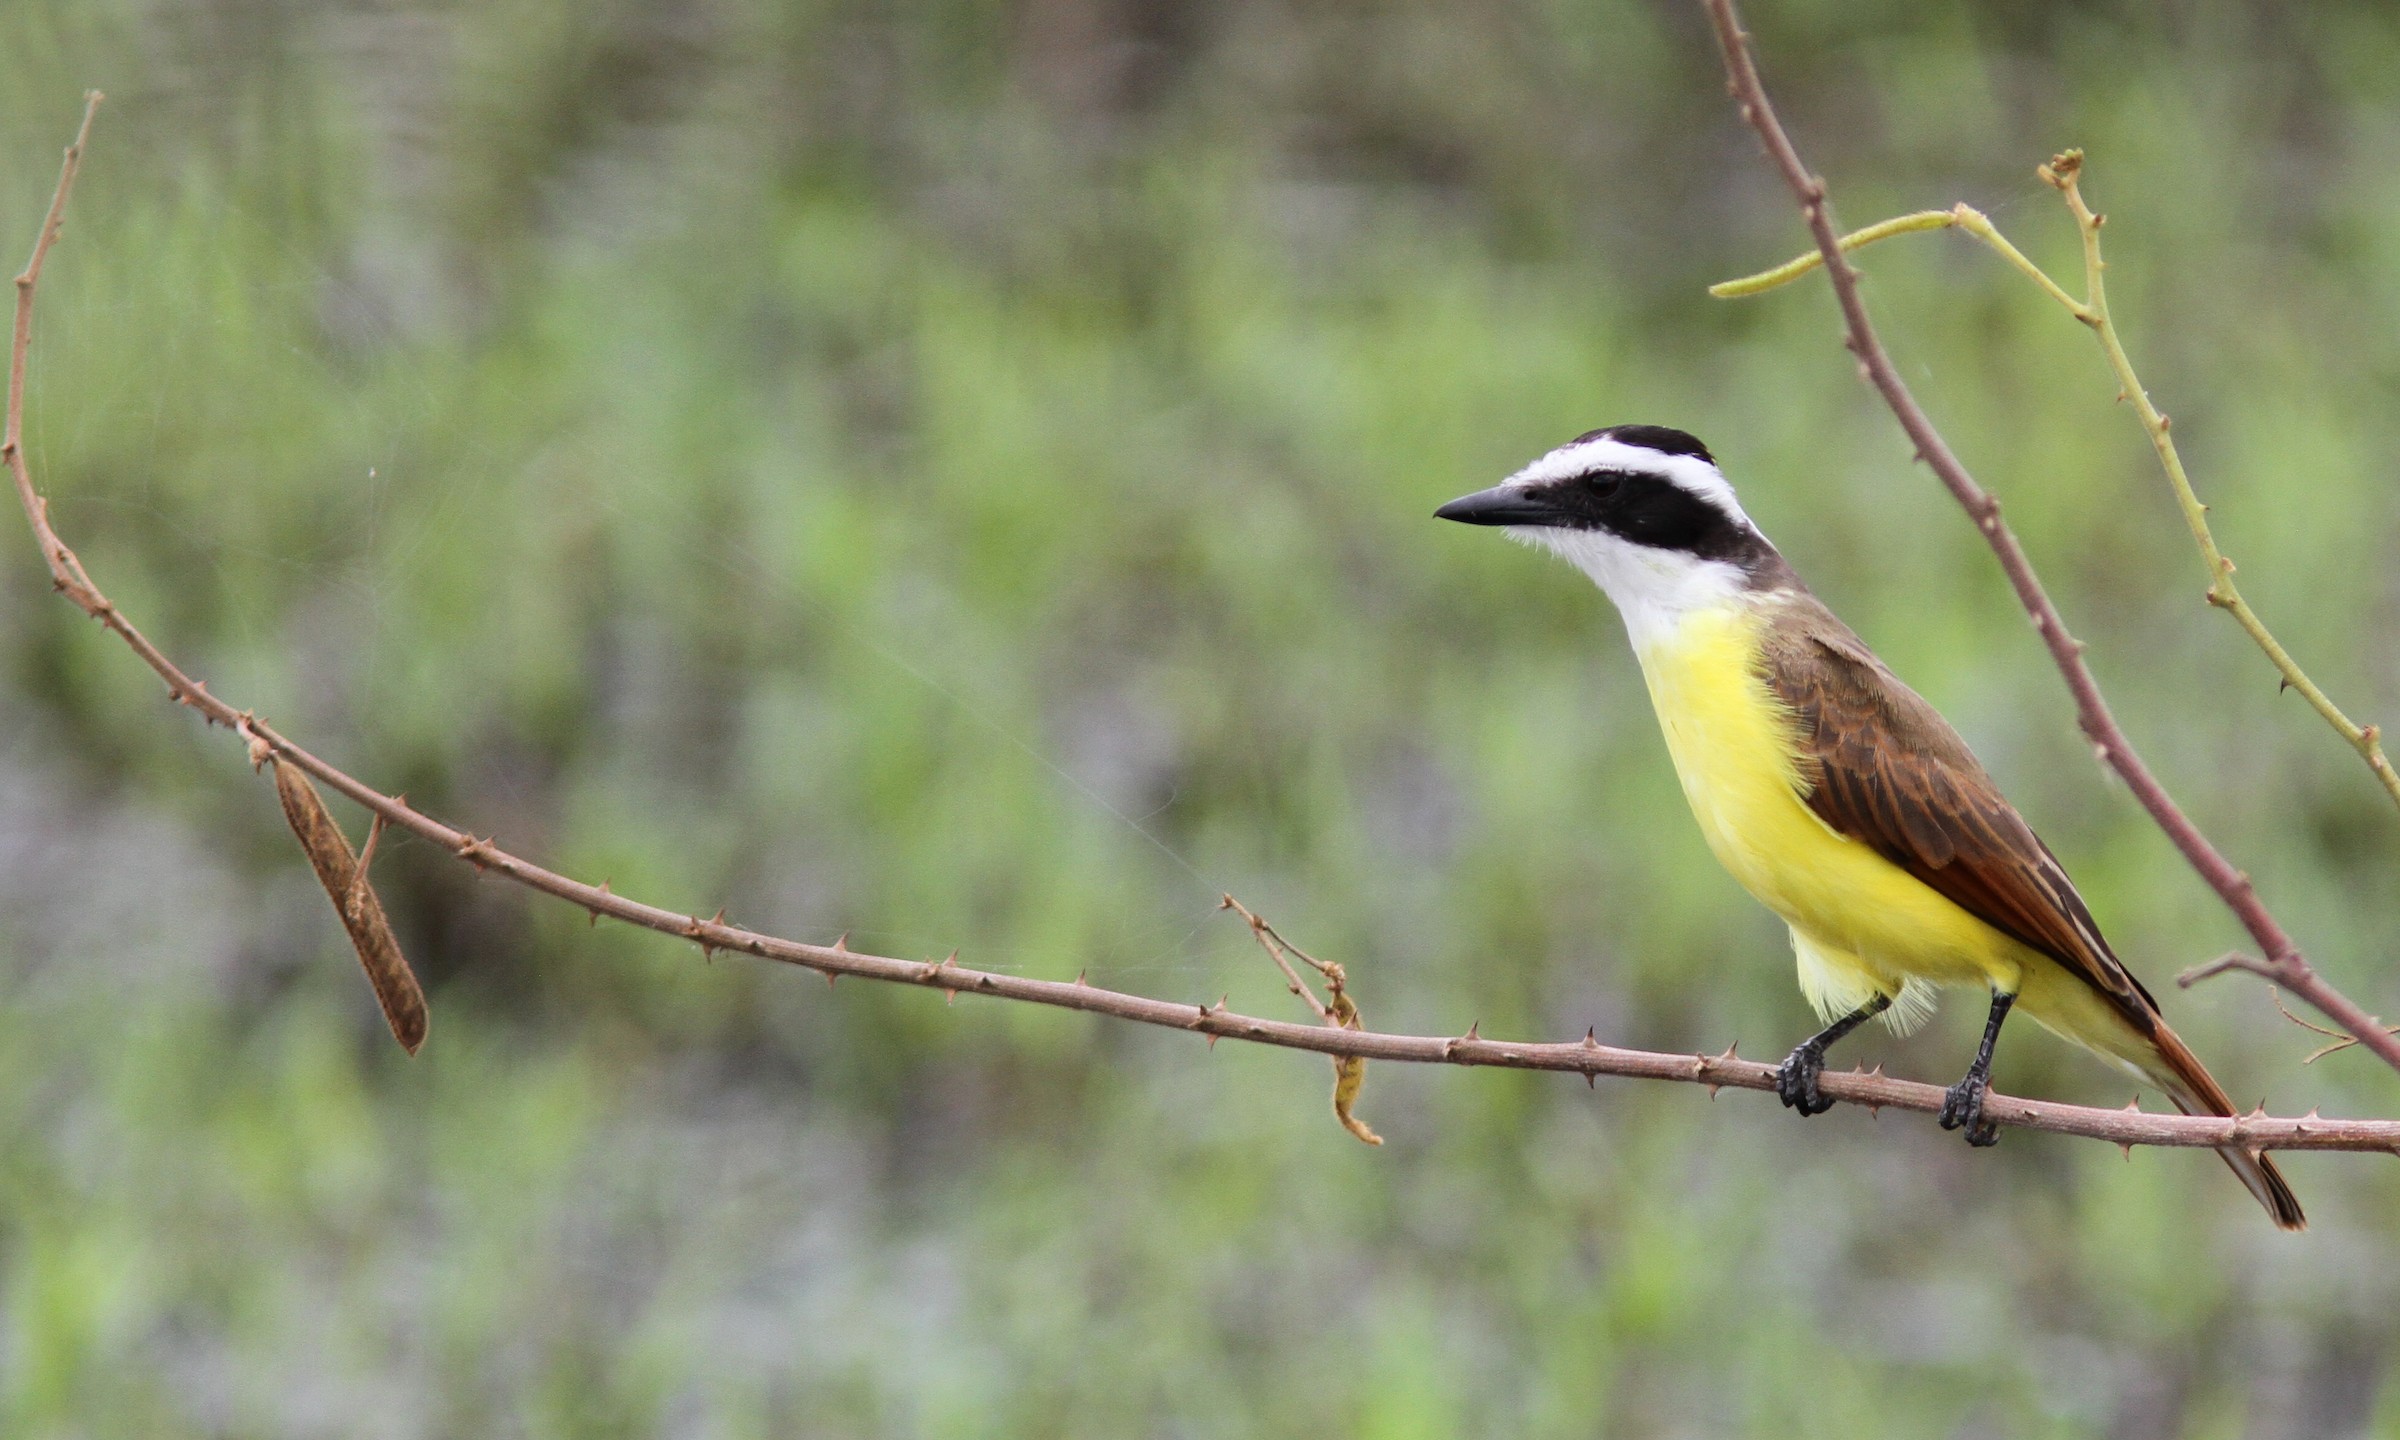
{"left": 1, "top": 1, "right": 2398, "bottom": 1434}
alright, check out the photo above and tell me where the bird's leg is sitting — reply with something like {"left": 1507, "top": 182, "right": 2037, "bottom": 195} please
{"left": 1775, "top": 994, "right": 1892, "bottom": 1116}
{"left": 1938, "top": 989, "right": 2017, "bottom": 1147}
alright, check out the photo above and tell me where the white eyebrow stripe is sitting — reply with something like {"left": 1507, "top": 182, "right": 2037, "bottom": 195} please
{"left": 1505, "top": 436, "right": 1753, "bottom": 530}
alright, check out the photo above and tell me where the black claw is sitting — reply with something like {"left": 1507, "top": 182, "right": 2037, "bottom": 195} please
{"left": 1941, "top": 990, "right": 2016, "bottom": 1149}
{"left": 1938, "top": 1075, "right": 1987, "bottom": 1137}
{"left": 1939, "top": 1083, "right": 2004, "bottom": 1146}
{"left": 1773, "top": 995, "right": 1892, "bottom": 1120}
{"left": 1776, "top": 1044, "right": 1834, "bottom": 1116}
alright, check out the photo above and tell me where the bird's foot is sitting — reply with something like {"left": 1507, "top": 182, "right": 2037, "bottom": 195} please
{"left": 1775, "top": 1042, "right": 1836, "bottom": 1116}
{"left": 1938, "top": 1074, "right": 2001, "bottom": 1147}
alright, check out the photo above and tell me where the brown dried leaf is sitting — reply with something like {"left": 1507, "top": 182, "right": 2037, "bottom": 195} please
{"left": 1331, "top": 1051, "right": 1381, "bottom": 1146}
{"left": 1325, "top": 989, "right": 1381, "bottom": 1145}
{"left": 272, "top": 760, "right": 428, "bottom": 1054}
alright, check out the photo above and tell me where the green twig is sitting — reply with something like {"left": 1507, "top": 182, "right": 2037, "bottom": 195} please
{"left": 2040, "top": 151, "right": 2400, "bottom": 816}
{"left": 1709, "top": 210, "right": 1958, "bottom": 297}
{"left": 1712, "top": 151, "right": 2400, "bottom": 819}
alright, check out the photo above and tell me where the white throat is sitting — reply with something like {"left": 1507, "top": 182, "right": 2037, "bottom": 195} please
{"left": 1510, "top": 526, "right": 1747, "bottom": 648}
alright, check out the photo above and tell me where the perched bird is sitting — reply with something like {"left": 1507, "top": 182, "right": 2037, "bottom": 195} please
{"left": 1436, "top": 424, "right": 2303, "bottom": 1230}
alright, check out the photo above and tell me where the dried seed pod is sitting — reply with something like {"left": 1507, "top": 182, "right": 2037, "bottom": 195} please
{"left": 272, "top": 759, "right": 427, "bottom": 1054}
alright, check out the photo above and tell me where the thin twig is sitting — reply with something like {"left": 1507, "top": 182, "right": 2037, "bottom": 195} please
{"left": 345, "top": 811, "right": 388, "bottom": 924}
{"left": 1696, "top": 0, "right": 2400, "bottom": 1075}
{"left": 2176, "top": 952, "right": 2274, "bottom": 989}
{"left": 2043, "top": 152, "right": 2400, "bottom": 813}
{"left": 11, "top": 95, "right": 2399, "bottom": 1162}
{"left": 1715, "top": 202, "right": 2090, "bottom": 317}
{"left": 1707, "top": 209, "right": 1958, "bottom": 297}
{"left": 1223, "top": 895, "right": 1381, "bottom": 1145}
{"left": 1222, "top": 894, "right": 1331, "bottom": 1020}
{"left": 2262, "top": 986, "right": 2400, "bottom": 1065}
{"left": 1712, "top": 154, "right": 2400, "bottom": 818}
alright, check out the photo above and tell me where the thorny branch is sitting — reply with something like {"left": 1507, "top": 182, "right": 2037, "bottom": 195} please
{"left": 11, "top": 93, "right": 2398, "bottom": 1163}
{"left": 1697, "top": 0, "right": 2400, "bottom": 1077}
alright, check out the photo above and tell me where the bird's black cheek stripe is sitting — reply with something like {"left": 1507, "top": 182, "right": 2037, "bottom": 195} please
{"left": 1566, "top": 473, "right": 1755, "bottom": 563}
{"left": 1603, "top": 477, "right": 1728, "bottom": 551}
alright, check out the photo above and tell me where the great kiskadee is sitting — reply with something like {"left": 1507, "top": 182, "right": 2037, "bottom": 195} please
{"left": 1437, "top": 424, "right": 2304, "bottom": 1230}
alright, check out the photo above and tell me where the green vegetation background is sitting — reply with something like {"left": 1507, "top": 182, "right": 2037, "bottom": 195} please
{"left": 2, "top": 1, "right": 2396, "bottom": 1434}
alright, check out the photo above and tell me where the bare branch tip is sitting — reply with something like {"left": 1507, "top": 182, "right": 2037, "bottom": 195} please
{"left": 2178, "top": 952, "right": 2255, "bottom": 988}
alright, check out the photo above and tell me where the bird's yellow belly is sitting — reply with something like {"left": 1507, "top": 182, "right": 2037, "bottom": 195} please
{"left": 1633, "top": 605, "right": 2026, "bottom": 1001}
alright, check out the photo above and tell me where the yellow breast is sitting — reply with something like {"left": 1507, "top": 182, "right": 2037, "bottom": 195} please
{"left": 1631, "top": 601, "right": 2020, "bottom": 993}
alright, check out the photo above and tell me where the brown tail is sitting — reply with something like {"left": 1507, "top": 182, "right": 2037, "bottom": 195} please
{"left": 2148, "top": 1023, "right": 2306, "bottom": 1231}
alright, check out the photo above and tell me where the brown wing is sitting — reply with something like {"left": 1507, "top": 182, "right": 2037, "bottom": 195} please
{"left": 1759, "top": 596, "right": 2160, "bottom": 1031}
{"left": 1762, "top": 599, "right": 2308, "bottom": 1229}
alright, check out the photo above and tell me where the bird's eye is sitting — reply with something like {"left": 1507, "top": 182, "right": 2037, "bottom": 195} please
{"left": 1585, "top": 472, "right": 1623, "bottom": 499}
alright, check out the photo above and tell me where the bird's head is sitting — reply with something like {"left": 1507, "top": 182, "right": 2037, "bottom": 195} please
{"left": 1435, "top": 424, "right": 1789, "bottom": 635}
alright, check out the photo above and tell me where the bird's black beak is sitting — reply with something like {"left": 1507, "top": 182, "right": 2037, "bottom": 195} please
{"left": 1433, "top": 485, "right": 1563, "bottom": 527}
